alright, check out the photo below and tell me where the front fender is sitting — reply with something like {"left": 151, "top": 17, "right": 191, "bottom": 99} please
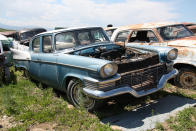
{"left": 60, "top": 73, "right": 88, "bottom": 91}
{"left": 174, "top": 59, "right": 196, "bottom": 68}
{"left": 60, "top": 73, "right": 121, "bottom": 92}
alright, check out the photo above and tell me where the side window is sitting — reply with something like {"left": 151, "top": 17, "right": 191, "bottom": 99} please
{"left": 55, "top": 32, "right": 76, "bottom": 51}
{"left": 115, "top": 30, "right": 130, "bottom": 42}
{"left": 129, "top": 30, "right": 158, "bottom": 43}
{"left": 43, "top": 35, "right": 53, "bottom": 53}
{"left": 32, "top": 37, "right": 40, "bottom": 53}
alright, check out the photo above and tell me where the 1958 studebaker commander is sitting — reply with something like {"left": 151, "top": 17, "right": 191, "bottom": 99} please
{"left": 12, "top": 27, "right": 178, "bottom": 110}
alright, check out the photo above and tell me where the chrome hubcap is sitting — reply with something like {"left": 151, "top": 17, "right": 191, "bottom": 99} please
{"left": 73, "top": 82, "right": 94, "bottom": 108}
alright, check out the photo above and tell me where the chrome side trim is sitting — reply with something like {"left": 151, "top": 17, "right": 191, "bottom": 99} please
{"left": 83, "top": 69, "right": 178, "bottom": 99}
{"left": 30, "top": 60, "right": 97, "bottom": 72}
{"left": 13, "top": 59, "right": 30, "bottom": 61}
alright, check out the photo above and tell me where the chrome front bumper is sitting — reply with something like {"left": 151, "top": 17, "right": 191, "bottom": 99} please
{"left": 83, "top": 69, "right": 178, "bottom": 99}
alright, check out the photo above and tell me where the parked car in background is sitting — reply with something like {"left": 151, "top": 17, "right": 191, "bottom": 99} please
{"left": 183, "top": 22, "right": 196, "bottom": 35}
{"left": 0, "top": 35, "right": 13, "bottom": 84}
{"left": 12, "top": 27, "right": 178, "bottom": 110}
{"left": 1, "top": 28, "right": 47, "bottom": 46}
{"left": 15, "top": 28, "right": 47, "bottom": 46}
{"left": 111, "top": 22, "right": 196, "bottom": 89}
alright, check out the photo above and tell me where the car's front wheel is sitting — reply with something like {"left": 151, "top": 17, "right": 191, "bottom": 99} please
{"left": 67, "top": 79, "right": 102, "bottom": 111}
{"left": 175, "top": 68, "right": 196, "bottom": 90}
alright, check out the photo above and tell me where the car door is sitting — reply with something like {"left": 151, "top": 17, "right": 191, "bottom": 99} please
{"left": 29, "top": 36, "right": 41, "bottom": 80}
{"left": 39, "top": 35, "right": 58, "bottom": 87}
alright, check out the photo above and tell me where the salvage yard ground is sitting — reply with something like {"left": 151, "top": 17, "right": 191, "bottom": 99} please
{"left": 0, "top": 70, "right": 196, "bottom": 131}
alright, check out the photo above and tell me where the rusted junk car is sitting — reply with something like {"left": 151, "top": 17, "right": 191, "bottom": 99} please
{"left": 1, "top": 28, "right": 47, "bottom": 46}
{"left": 13, "top": 27, "right": 178, "bottom": 110}
{"left": 0, "top": 35, "right": 13, "bottom": 84}
{"left": 110, "top": 22, "right": 196, "bottom": 89}
{"left": 16, "top": 28, "right": 47, "bottom": 46}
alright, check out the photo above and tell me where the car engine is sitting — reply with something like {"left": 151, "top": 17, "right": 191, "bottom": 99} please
{"left": 71, "top": 45, "right": 160, "bottom": 73}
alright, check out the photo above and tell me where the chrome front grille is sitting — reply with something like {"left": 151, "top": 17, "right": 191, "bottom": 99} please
{"left": 84, "top": 63, "right": 167, "bottom": 92}
{"left": 84, "top": 80, "right": 115, "bottom": 90}
{"left": 116, "top": 63, "right": 167, "bottom": 91}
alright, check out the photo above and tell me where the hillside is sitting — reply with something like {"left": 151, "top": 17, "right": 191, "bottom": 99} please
{"left": 0, "top": 28, "right": 13, "bottom": 32}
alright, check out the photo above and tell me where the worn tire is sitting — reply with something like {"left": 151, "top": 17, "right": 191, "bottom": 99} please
{"left": 66, "top": 79, "right": 103, "bottom": 111}
{"left": 175, "top": 68, "right": 196, "bottom": 90}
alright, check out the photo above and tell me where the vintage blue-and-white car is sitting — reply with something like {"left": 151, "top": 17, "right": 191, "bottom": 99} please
{"left": 12, "top": 27, "right": 178, "bottom": 110}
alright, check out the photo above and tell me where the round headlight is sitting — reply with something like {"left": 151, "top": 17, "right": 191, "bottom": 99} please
{"left": 100, "top": 63, "right": 118, "bottom": 78}
{"left": 104, "top": 64, "right": 114, "bottom": 76}
{"left": 167, "top": 49, "right": 178, "bottom": 60}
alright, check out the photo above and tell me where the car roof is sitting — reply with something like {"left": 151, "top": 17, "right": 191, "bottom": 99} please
{"left": 37, "top": 27, "right": 103, "bottom": 36}
{"left": 116, "top": 22, "right": 181, "bottom": 31}
{"left": 20, "top": 28, "right": 47, "bottom": 33}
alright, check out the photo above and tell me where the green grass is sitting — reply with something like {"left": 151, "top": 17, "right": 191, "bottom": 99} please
{"left": 152, "top": 107, "right": 196, "bottom": 131}
{"left": 0, "top": 28, "right": 13, "bottom": 32}
{"left": 0, "top": 70, "right": 195, "bottom": 131}
{"left": 0, "top": 71, "right": 114, "bottom": 131}
{"left": 163, "top": 83, "right": 196, "bottom": 99}
{"left": 169, "top": 107, "right": 196, "bottom": 131}
{"left": 155, "top": 122, "right": 164, "bottom": 131}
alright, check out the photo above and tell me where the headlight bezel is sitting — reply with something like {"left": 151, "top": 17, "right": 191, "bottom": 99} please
{"left": 167, "top": 48, "right": 178, "bottom": 61}
{"left": 100, "top": 63, "right": 118, "bottom": 78}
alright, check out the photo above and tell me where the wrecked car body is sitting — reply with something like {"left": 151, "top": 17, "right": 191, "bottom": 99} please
{"left": 0, "top": 35, "right": 13, "bottom": 84}
{"left": 2, "top": 28, "right": 47, "bottom": 52}
{"left": 13, "top": 27, "right": 178, "bottom": 110}
{"left": 111, "top": 22, "right": 196, "bottom": 89}
{"left": 17, "top": 28, "right": 47, "bottom": 46}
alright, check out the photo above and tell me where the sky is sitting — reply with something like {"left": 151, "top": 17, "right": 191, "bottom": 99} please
{"left": 0, "top": 0, "right": 196, "bottom": 29}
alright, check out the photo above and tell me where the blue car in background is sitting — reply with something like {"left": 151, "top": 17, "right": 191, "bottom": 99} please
{"left": 13, "top": 27, "right": 178, "bottom": 111}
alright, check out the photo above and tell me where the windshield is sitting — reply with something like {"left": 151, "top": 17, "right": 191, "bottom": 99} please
{"left": 157, "top": 25, "right": 193, "bottom": 41}
{"left": 55, "top": 28, "right": 110, "bottom": 51}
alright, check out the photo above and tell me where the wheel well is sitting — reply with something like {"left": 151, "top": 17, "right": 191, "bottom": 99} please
{"left": 174, "top": 63, "right": 196, "bottom": 71}
{"left": 65, "top": 76, "right": 82, "bottom": 89}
